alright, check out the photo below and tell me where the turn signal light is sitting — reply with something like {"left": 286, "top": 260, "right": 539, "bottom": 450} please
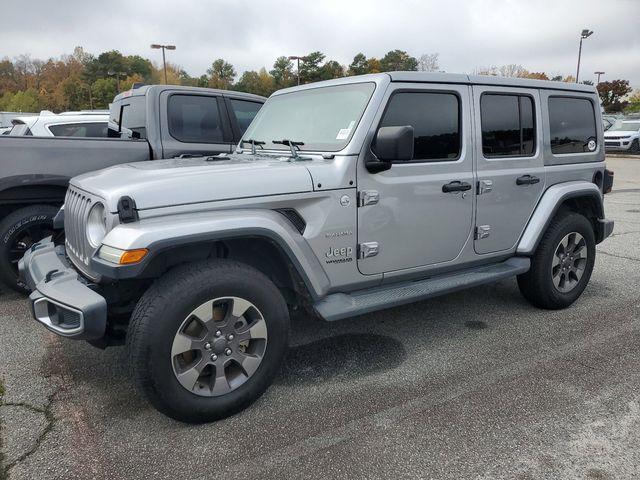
{"left": 119, "top": 248, "right": 149, "bottom": 265}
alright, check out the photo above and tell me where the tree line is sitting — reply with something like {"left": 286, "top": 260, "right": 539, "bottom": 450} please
{"left": 1, "top": 47, "right": 638, "bottom": 114}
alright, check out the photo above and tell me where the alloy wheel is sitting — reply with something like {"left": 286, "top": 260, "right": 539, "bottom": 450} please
{"left": 171, "top": 296, "right": 268, "bottom": 397}
{"left": 551, "top": 232, "right": 588, "bottom": 293}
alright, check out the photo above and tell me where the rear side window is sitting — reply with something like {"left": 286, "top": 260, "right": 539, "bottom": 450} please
{"left": 229, "top": 99, "right": 261, "bottom": 134}
{"left": 379, "top": 91, "right": 461, "bottom": 161}
{"left": 109, "top": 95, "right": 147, "bottom": 139}
{"left": 168, "top": 95, "right": 224, "bottom": 144}
{"left": 548, "top": 97, "right": 596, "bottom": 154}
{"left": 48, "top": 122, "right": 107, "bottom": 137}
{"left": 481, "top": 94, "right": 535, "bottom": 157}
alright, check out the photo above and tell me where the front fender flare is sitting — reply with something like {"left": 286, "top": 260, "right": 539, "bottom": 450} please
{"left": 90, "top": 209, "right": 331, "bottom": 300}
{"left": 517, "top": 181, "right": 604, "bottom": 255}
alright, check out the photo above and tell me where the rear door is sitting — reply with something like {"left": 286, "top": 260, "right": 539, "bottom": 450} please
{"left": 159, "top": 92, "right": 234, "bottom": 158}
{"left": 472, "top": 86, "right": 545, "bottom": 254}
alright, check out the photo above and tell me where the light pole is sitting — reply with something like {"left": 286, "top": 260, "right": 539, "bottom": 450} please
{"left": 107, "top": 70, "right": 126, "bottom": 92}
{"left": 594, "top": 71, "right": 605, "bottom": 84}
{"left": 151, "top": 44, "right": 176, "bottom": 84}
{"left": 288, "top": 55, "right": 306, "bottom": 85}
{"left": 576, "top": 29, "right": 593, "bottom": 83}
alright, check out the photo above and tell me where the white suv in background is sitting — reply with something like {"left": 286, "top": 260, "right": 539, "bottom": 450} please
{"left": 604, "top": 119, "right": 640, "bottom": 153}
{"left": 6, "top": 110, "right": 109, "bottom": 137}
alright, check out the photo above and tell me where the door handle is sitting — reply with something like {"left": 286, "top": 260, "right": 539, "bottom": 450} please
{"left": 516, "top": 175, "right": 540, "bottom": 186}
{"left": 442, "top": 181, "right": 472, "bottom": 193}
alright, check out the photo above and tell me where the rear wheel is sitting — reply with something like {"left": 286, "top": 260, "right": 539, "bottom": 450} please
{"left": 517, "top": 211, "right": 596, "bottom": 309}
{"left": 0, "top": 205, "right": 58, "bottom": 293}
{"left": 127, "top": 259, "right": 289, "bottom": 423}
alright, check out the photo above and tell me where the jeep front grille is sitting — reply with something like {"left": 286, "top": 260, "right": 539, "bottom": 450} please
{"left": 64, "top": 186, "right": 101, "bottom": 278}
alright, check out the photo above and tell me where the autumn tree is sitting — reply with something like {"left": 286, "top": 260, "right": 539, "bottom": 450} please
{"left": 234, "top": 68, "right": 276, "bottom": 97}
{"left": 598, "top": 79, "right": 633, "bottom": 112}
{"left": 207, "top": 59, "right": 236, "bottom": 89}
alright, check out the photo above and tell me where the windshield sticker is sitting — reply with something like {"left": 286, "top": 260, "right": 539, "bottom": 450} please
{"left": 336, "top": 120, "right": 356, "bottom": 140}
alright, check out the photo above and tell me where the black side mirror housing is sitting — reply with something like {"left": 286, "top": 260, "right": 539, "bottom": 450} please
{"left": 366, "top": 126, "right": 414, "bottom": 173}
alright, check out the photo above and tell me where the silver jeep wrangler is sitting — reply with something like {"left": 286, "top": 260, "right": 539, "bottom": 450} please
{"left": 20, "top": 73, "right": 614, "bottom": 423}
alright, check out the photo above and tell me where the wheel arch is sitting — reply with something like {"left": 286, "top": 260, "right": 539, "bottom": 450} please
{"left": 517, "top": 181, "right": 605, "bottom": 255}
{"left": 90, "top": 209, "right": 331, "bottom": 303}
{"left": 0, "top": 178, "right": 69, "bottom": 219}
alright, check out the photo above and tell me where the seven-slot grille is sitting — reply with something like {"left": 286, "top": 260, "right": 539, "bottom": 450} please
{"left": 64, "top": 186, "right": 100, "bottom": 273}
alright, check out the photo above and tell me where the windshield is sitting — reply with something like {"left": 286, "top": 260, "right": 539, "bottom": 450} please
{"left": 609, "top": 121, "right": 640, "bottom": 132}
{"left": 242, "top": 82, "right": 375, "bottom": 152}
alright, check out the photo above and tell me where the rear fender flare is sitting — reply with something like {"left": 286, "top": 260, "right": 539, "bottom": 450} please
{"left": 517, "top": 181, "right": 604, "bottom": 255}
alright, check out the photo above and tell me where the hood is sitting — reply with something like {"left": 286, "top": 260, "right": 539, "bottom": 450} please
{"left": 71, "top": 154, "right": 314, "bottom": 211}
{"left": 604, "top": 130, "right": 639, "bottom": 137}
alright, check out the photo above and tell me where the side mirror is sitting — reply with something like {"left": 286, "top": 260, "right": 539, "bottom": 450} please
{"left": 366, "top": 126, "right": 414, "bottom": 173}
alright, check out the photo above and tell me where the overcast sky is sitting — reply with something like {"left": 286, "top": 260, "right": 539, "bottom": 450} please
{"left": 2, "top": 0, "right": 639, "bottom": 88}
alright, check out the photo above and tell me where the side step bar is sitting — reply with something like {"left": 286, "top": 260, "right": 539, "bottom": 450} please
{"left": 314, "top": 257, "right": 530, "bottom": 322}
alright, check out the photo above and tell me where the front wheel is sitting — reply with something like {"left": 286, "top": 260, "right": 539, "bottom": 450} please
{"left": 517, "top": 211, "right": 596, "bottom": 309}
{"left": 0, "top": 205, "right": 58, "bottom": 293}
{"left": 127, "top": 259, "right": 290, "bottom": 423}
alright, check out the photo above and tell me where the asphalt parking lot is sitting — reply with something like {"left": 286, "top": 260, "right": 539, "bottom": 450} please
{"left": 1, "top": 155, "right": 639, "bottom": 480}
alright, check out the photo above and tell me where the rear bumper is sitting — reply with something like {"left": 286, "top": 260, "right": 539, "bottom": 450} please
{"left": 597, "top": 218, "right": 614, "bottom": 244}
{"left": 18, "top": 237, "right": 107, "bottom": 340}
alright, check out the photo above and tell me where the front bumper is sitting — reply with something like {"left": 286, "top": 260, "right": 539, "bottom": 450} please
{"left": 604, "top": 140, "right": 633, "bottom": 151}
{"left": 597, "top": 218, "right": 614, "bottom": 243}
{"left": 18, "top": 237, "right": 107, "bottom": 340}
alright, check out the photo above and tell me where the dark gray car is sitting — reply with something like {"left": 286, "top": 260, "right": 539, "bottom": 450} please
{"left": 0, "top": 85, "right": 265, "bottom": 291}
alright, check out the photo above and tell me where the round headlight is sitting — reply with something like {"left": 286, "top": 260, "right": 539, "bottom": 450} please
{"left": 86, "top": 202, "right": 107, "bottom": 248}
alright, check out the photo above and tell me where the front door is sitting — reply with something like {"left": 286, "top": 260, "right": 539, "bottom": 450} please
{"left": 356, "top": 83, "right": 474, "bottom": 275}
{"left": 472, "top": 86, "right": 545, "bottom": 254}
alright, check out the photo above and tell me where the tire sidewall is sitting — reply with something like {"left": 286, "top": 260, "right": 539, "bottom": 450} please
{"left": 0, "top": 206, "right": 58, "bottom": 291}
{"left": 538, "top": 214, "right": 596, "bottom": 306}
{"left": 134, "top": 261, "right": 289, "bottom": 421}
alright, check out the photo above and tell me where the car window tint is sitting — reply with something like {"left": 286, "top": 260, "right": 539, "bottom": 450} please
{"left": 379, "top": 92, "right": 460, "bottom": 161}
{"left": 48, "top": 122, "right": 108, "bottom": 137}
{"left": 168, "top": 95, "right": 224, "bottom": 143}
{"left": 549, "top": 97, "right": 596, "bottom": 154}
{"left": 229, "top": 99, "right": 262, "bottom": 134}
{"left": 481, "top": 94, "right": 535, "bottom": 157}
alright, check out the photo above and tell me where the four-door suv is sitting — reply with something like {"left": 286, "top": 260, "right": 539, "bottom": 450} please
{"left": 604, "top": 119, "right": 640, "bottom": 153}
{"left": 19, "top": 72, "right": 614, "bottom": 423}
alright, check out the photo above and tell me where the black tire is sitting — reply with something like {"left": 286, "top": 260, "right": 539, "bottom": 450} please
{"left": 630, "top": 139, "right": 640, "bottom": 154}
{"left": 0, "top": 205, "right": 58, "bottom": 293}
{"left": 517, "top": 210, "right": 596, "bottom": 310}
{"left": 127, "top": 259, "right": 290, "bottom": 423}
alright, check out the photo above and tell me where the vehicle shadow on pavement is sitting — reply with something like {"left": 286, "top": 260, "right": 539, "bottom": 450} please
{"left": 277, "top": 333, "right": 407, "bottom": 386}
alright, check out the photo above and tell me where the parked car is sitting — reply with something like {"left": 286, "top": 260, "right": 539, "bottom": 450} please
{"left": 20, "top": 73, "right": 613, "bottom": 423}
{"left": 602, "top": 114, "right": 618, "bottom": 131}
{"left": 7, "top": 110, "right": 109, "bottom": 137}
{"left": 604, "top": 119, "right": 640, "bottom": 153}
{"left": 0, "top": 85, "right": 265, "bottom": 291}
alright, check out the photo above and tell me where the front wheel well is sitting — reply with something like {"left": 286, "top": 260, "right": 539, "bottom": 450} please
{"left": 138, "top": 236, "right": 313, "bottom": 307}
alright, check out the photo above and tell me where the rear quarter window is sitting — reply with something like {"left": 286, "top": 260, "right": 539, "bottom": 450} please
{"left": 548, "top": 97, "right": 596, "bottom": 154}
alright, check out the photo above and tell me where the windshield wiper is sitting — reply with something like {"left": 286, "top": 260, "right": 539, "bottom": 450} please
{"left": 239, "top": 138, "right": 266, "bottom": 155}
{"left": 272, "top": 139, "right": 305, "bottom": 158}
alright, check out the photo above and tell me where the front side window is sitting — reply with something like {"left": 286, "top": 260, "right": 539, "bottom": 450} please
{"left": 168, "top": 95, "right": 224, "bottom": 144}
{"left": 229, "top": 99, "right": 262, "bottom": 134}
{"left": 242, "top": 82, "right": 375, "bottom": 152}
{"left": 481, "top": 94, "right": 535, "bottom": 157}
{"left": 549, "top": 97, "right": 596, "bottom": 154}
{"left": 48, "top": 122, "right": 107, "bottom": 137}
{"left": 378, "top": 91, "right": 461, "bottom": 161}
